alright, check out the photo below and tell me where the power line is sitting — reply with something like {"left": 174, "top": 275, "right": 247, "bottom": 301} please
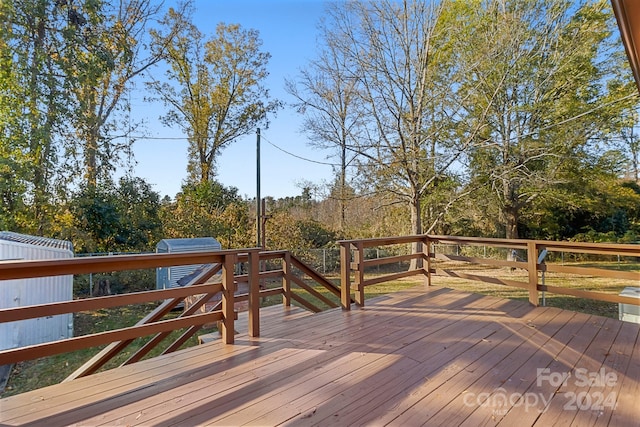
{"left": 260, "top": 135, "right": 340, "bottom": 167}
{"left": 126, "top": 135, "right": 189, "bottom": 140}
{"left": 123, "top": 92, "right": 639, "bottom": 162}
{"left": 123, "top": 131, "right": 341, "bottom": 166}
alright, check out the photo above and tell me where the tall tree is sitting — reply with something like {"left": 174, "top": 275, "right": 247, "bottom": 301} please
{"left": 0, "top": 0, "right": 77, "bottom": 233}
{"left": 462, "top": 0, "right": 636, "bottom": 241}
{"left": 62, "top": 0, "right": 179, "bottom": 190}
{"left": 148, "top": 10, "right": 281, "bottom": 184}
{"left": 285, "top": 16, "right": 364, "bottom": 232}
{"left": 617, "top": 108, "right": 640, "bottom": 182}
{"left": 0, "top": 0, "right": 182, "bottom": 232}
{"left": 0, "top": 2, "right": 28, "bottom": 230}
{"left": 324, "top": 0, "right": 494, "bottom": 265}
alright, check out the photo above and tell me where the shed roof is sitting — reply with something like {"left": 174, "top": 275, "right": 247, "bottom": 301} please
{"left": 156, "top": 237, "right": 221, "bottom": 252}
{"left": 0, "top": 231, "right": 73, "bottom": 252}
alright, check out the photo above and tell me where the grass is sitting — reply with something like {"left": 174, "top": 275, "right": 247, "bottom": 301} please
{"left": 428, "top": 260, "right": 638, "bottom": 319}
{"left": 3, "top": 260, "right": 637, "bottom": 397}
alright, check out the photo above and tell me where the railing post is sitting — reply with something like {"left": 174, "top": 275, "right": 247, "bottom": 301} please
{"left": 340, "top": 242, "right": 351, "bottom": 310}
{"left": 248, "top": 249, "right": 260, "bottom": 337}
{"left": 354, "top": 242, "right": 365, "bottom": 307}
{"left": 527, "top": 241, "right": 539, "bottom": 306}
{"left": 423, "top": 235, "right": 431, "bottom": 286}
{"left": 282, "top": 251, "right": 291, "bottom": 307}
{"left": 221, "top": 252, "right": 236, "bottom": 344}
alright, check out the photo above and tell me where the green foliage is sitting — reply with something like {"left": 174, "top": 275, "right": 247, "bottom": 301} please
{"left": 70, "top": 177, "right": 162, "bottom": 253}
{"left": 74, "top": 269, "right": 155, "bottom": 297}
{"left": 61, "top": 0, "right": 165, "bottom": 189}
{"left": 0, "top": 0, "right": 72, "bottom": 231}
{"left": 459, "top": 0, "right": 636, "bottom": 239}
{"left": 0, "top": 0, "right": 638, "bottom": 253}
{"left": 0, "top": 0, "right": 169, "bottom": 233}
{"left": 297, "top": 219, "right": 337, "bottom": 248}
{"left": 160, "top": 180, "right": 253, "bottom": 248}
{"left": 148, "top": 10, "right": 281, "bottom": 184}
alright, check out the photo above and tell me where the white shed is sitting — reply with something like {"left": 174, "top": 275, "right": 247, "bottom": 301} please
{"left": 0, "top": 232, "right": 74, "bottom": 352}
{"left": 155, "top": 237, "right": 221, "bottom": 290}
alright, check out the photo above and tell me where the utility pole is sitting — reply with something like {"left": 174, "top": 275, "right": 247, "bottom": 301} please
{"left": 261, "top": 198, "right": 271, "bottom": 249}
{"left": 256, "top": 128, "right": 261, "bottom": 248}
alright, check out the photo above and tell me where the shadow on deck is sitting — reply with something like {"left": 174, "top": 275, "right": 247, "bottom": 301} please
{"left": 1, "top": 285, "right": 638, "bottom": 426}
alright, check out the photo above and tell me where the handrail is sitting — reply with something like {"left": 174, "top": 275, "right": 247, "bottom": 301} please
{"left": 0, "top": 249, "right": 261, "bottom": 371}
{"left": 0, "top": 248, "right": 341, "bottom": 386}
{"left": 339, "top": 235, "right": 431, "bottom": 308}
{"left": 0, "top": 249, "right": 246, "bottom": 280}
{"left": 339, "top": 234, "right": 640, "bottom": 309}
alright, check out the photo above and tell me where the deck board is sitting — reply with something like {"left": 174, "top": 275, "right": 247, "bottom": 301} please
{"left": 1, "top": 285, "right": 638, "bottom": 426}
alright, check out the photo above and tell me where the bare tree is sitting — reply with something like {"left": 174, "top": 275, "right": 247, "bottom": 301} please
{"left": 285, "top": 18, "right": 365, "bottom": 232}
{"left": 324, "top": 0, "right": 494, "bottom": 265}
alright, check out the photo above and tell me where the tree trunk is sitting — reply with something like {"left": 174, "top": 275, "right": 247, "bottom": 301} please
{"left": 505, "top": 205, "right": 519, "bottom": 264}
{"left": 85, "top": 136, "right": 98, "bottom": 189}
{"left": 505, "top": 207, "right": 519, "bottom": 240}
{"left": 339, "top": 143, "right": 346, "bottom": 232}
{"left": 409, "top": 194, "right": 422, "bottom": 270}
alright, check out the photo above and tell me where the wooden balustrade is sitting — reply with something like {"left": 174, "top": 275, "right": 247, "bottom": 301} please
{"left": 0, "top": 248, "right": 342, "bottom": 377}
{"left": 0, "top": 249, "right": 261, "bottom": 369}
{"left": 340, "top": 235, "right": 640, "bottom": 309}
{"left": 0, "top": 235, "right": 637, "bottom": 384}
{"left": 338, "top": 235, "right": 431, "bottom": 310}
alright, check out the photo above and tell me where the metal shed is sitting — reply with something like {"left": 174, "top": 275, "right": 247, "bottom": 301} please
{"left": 155, "top": 237, "right": 221, "bottom": 290}
{"left": 0, "top": 232, "right": 74, "bottom": 352}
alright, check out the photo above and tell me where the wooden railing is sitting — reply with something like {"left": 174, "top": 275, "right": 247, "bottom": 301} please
{"left": 1, "top": 236, "right": 636, "bottom": 385}
{"left": 241, "top": 250, "right": 342, "bottom": 312}
{"left": 339, "top": 235, "right": 640, "bottom": 309}
{"left": 0, "top": 249, "right": 258, "bottom": 368}
{"left": 339, "top": 235, "right": 431, "bottom": 309}
{"left": 0, "top": 249, "right": 342, "bottom": 380}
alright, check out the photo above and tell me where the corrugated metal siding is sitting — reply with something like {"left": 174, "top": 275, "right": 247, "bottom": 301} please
{"left": 0, "top": 231, "right": 73, "bottom": 251}
{"left": 156, "top": 238, "right": 221, "bottom": 290}
{"left": 156, "top": 237, "right": 220, "bottom": 253}
{"left": 0, "top": 234, "right": 74, "bottom": 351}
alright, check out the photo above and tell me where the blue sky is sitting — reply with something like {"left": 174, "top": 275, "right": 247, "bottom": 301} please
{"left": 127, "top": 0, "right": 335, "bottom": 200}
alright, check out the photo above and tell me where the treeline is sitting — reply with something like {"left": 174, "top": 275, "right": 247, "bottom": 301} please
{"left": 1, "top": 0, "right": 639, "bottom": 254}
{"left": 40, "top": 173, "right": 640, "bottom": 255}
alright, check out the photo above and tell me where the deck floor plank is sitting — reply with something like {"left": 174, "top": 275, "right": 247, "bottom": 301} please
{"left": 454, "top": 309, "right": 587, "bottom": 426}
{"left": 282, "top": 300, "right": 541, "bottom": 427}
{"left": 607, "top": 323, "right": 640, "bottom": 427}
{"left": 534, "top": 316, "right": 625, "bottom": 427}
{"left": 589, "top": 321, "right": 640, "bottom": 427}
{"left": 216, "top": 297, "right": 524, "bottom": 426}
{"left": 343, "top": 301, "right": 549, "bottom": 427}
{"left": 493, "top": 313, "right": 606, "bottom": 427}
{"left": 0, "top": 285, "right": 638, "bottom": 427}
{"left": 382, "top": 307, "right": 571, "bottom": 426}
{"left": 122, "top": 288, "right": 495, "bottom": 426}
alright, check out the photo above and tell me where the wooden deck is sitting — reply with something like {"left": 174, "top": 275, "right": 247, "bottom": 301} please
{"left": 1, "top": 285, "right": 639, "bottom": 426}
